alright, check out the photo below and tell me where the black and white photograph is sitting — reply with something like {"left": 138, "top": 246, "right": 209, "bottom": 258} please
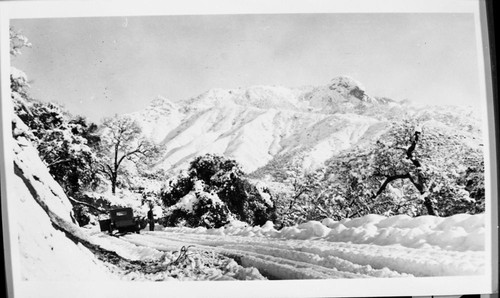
{"left": 1, "top": 0, "right": 498, "bottom": 297}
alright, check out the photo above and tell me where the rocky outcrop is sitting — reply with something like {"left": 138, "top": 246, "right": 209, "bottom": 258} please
{"left": 328, "top": 76, "right": 366, "bottom": 100}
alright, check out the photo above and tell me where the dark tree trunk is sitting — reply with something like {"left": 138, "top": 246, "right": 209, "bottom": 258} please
{"left": 111, "top": 173, "right": 117, "bottom": 195}
{"left": 423, "top": 197, "right": 437, "bottom": 216}
{"left": 370, "top": 129, "right": 438, "bottom": 216}
{"left": 112, "top": 141, "right": 120, "bottom": 195}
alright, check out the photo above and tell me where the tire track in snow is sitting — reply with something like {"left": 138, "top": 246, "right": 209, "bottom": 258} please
{"left": 121, "top": 233, "right": 368, "bottom": 279}
{"left": 215, "top": 247, "right": 366, "bottom": 280}
{"left": 116, "top": 232, "right": 405, "bottom": 279}
{"left": 169, "top": 231, "right": 484, "bottom": 276}
{"left": 164, "top": 233, "right": 406, "bottom": 278}
{"left": 298, "top": 243, "right": 485, "bottom": 276}
{"left": 122, "top": 231, "right": 484, "bottom": 277}
{"left": 219, "top": 243, "right": 408, "bottom": 278}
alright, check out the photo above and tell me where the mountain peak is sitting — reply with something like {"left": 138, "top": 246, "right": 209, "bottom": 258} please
{"left": 328, "top": 75, "right": 367, "bottom": 101}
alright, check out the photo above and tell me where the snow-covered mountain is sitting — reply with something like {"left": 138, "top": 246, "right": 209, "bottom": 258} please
{"left": 130, "top": 75, "right": 481, "bottom": 174}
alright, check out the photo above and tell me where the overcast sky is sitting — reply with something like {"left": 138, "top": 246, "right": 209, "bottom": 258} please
{"left": 11, "top": 13, "right": 481, "bottom": 122}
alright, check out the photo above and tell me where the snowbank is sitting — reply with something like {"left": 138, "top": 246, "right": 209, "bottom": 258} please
{"left": 174, "top": 213, "right": 485, "bottom": 252}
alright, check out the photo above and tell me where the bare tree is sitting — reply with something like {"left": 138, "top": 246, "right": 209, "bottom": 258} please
{"left": 97, "top": 115, "right": 163, "bottom": 194}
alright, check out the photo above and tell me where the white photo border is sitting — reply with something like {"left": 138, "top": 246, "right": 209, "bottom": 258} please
{"left": 0, "top": 1, "right": 497, "bottom": 297}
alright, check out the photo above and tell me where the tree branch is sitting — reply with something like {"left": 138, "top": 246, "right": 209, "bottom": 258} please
{"left": 406, "top": 131, "right": 422, "bottom": 168}
{"left": 407, "top": 173, "right": 424, "bottom": 194}
{"left": 67, "top": 196, "right": 108, "bottom": 213}
{"left": 47, "top": 158, "right": 72, "bottom": 167}
{"left": 116, "top": 147, "right": 147, "bottom": 168}
{"left": 97, "top": 164, "right": 113, "bottom": 180}
{"left": 371, "top": 173, "right": 411, "bottom": 199}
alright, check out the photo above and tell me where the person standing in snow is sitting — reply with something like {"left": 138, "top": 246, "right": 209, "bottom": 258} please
{"left": 147, "top": 205, "right": 155, "bottom": 231}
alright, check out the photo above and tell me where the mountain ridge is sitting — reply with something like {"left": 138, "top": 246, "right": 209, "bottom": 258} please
{"left": 129, "top": 76, "right": 481, "bottom": 175}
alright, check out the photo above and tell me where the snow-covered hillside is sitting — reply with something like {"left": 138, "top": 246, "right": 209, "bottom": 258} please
{"left": 12, "top": 116, "right": 116, "bottom": 280}
{"left": 130, "top": 75, "right": 482, "bottom": 174}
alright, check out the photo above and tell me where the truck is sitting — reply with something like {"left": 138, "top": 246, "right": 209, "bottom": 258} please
{"left": 98, "top": 207, "right": 143, "bottom": 235}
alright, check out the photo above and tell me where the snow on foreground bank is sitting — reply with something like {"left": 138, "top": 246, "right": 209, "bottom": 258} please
{"left": 88, "top": 213, "right": 485, "bottom": 280}
{"left": 11, "top": 123, "right": 116, "bottom": 281}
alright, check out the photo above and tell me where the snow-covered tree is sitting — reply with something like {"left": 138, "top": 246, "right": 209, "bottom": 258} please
{"left": 96, "top": 115, "right": 163, "bottom": 194}
{"left": 10, "top": 28, "right": 33, "bottom": 118}
{"left": 271, "top": 168, "right": 321, "bottom": 226}
{"left": 253, "top": 152, "right": 343, "bottom": 226}
{"left": 10, "top": 27, "right": 31, "bottom": 57}
{"left": 161, "top": 154, "right": 276, "bottom": 228}
{"left": 15, "top": 100, "right": 100, "bottom": 196}
{"left": 325, "top": 117, "right": 484, "bottom": 217}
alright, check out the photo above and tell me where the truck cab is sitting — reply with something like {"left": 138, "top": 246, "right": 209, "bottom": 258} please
{"left": 99, "top": 207, "right": 141, "bottom": 234}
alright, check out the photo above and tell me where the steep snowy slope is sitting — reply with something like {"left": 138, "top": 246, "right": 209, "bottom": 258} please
{"left": 129, "top": 96, "right": 183, "bottom": 144}
{"left": 11, "top": 116, "right": 115, "bottom": 280}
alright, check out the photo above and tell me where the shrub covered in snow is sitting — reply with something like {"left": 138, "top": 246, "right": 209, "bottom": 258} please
{"left": 15, "top": 100, "right": 100, "bottom": 196}
{"left": 161, "top": 154, "right": 276, "bottom": 228}
{"left": 163, "top": 180, "right": 232, "bottom": 228}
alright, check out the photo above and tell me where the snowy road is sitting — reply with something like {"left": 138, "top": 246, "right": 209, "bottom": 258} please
{"left": 118, "top": 232, "right": 407, "bottom": 279}
{"left": 87, "top": 215, "right": 485, "bottom": 281}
